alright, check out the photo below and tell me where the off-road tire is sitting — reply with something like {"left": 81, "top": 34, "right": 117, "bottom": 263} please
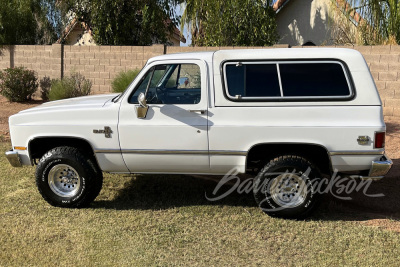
{"left": 35, "top": 146, "right": 103, "bottom": 208}
{"left": 253, "top": 155, "right": 322, "bottom": 219}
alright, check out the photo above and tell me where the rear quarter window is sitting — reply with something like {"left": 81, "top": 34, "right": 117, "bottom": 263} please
{"left": 225, "top": 64, "right": 281, "bottom": 97}
{"left": 279, "top": 63, "right": 350, "bottom": 97}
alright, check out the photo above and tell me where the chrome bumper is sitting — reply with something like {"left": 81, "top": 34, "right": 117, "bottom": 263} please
{"left": 359, "top": 154, "right": 393, "bottom": 180}
{"left": 5, "top": 150, "right": 22, "bottom": 167}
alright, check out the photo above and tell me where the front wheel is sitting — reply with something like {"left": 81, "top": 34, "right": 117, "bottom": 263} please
{"left": 253, "top": 155, "right": 322, "bottom": 219}
{"left": 35, "top": 146, "right": 103, "bottom": 208}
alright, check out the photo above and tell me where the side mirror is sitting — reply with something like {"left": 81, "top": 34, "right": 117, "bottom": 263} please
{"left": 138, "top": 92, "right": 147, "bottom": 107}
{"left": 135, "top": 92, "right": 148, "bottom": 119}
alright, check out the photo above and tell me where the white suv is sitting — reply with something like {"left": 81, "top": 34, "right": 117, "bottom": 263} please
{"left": 6, "top": 48, "right": 392, "bottom": 218}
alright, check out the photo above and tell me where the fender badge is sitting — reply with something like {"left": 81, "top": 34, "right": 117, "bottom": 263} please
{"left": 93, "top": 126, "right": 113, "bottom": 138}
{"left": 357, "top": 136, "right": 370, "bottom": 145}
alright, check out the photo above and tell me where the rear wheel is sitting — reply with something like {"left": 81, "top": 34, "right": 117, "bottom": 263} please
{"left": 35, "top": 146, "right": 103, "bottom": 208}
{"left": 253, "top": 155, "right": 322, "bottom": 219}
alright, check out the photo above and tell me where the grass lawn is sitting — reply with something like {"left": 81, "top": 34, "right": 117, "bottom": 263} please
{"left": 1, "top": 142, "right": 400, "bottom": 266}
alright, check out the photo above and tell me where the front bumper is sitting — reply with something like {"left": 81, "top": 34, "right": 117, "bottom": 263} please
{"left": 359, "top": 154, "right": 393, "bottom": 180}
{"left": 5, "top": 150, "right": 22, "bottom": 167}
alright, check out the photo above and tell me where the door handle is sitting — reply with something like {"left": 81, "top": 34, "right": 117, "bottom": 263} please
{"left": 189, "top": 109, "right": 206, "bottom": 114}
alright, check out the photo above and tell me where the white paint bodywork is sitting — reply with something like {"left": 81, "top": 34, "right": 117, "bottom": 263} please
{"left": 8, "top": 48, "right": 386, "bottom": 175}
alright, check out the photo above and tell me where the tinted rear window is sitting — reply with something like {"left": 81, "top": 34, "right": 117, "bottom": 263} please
{"left": 279, "top": 63, "right": 350, "bottom": 97}
{"left": 225, "top": 64, "right": 280, "bottom": 97}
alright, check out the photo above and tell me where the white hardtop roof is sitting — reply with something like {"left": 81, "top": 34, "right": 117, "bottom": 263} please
{"left": 213, "top": 48, "right": 367, "bottom": 72}
{"left": 213, "top": 48, "right": 363, "bottom": 61}
{"left": 148, "top": 51, "right": 215, "bottom": 63}
{"left": 148, "top": 48, "right": 364, "bottom": 65}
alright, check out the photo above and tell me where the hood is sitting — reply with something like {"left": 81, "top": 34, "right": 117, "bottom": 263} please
{"left": 18, "top": 93, "right": 119, "bottom": 114}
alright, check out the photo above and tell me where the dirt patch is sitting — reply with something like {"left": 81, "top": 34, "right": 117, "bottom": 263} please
{"left": 385, "top": 120, "right": 400, "bottom": 159}
{"left": 361, "top": 219, "right": 400, "bottom": 233}
{"left": 0, "top": 96, "right": 43, "bottom": 141}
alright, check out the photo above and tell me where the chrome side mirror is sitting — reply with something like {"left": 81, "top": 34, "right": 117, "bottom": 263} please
{"left": 138, "top": 92, "right": 147, "bottom": 107}
{"left": 135, "top": 92, "right": 148, "bottom": 118}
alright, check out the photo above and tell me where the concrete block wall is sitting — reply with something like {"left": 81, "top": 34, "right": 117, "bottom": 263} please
{"left": 0, "top": 48, "right": 11, "bottom": 69}
{"left": 350, "top": 45, "right": 400, "bottom": 121}
{"left": 0, "top": 45, "right": 59, "bottom": 84}
{"left": 63, "top": 44, "right": 164, "bottom": 93}
{"left": 0, "top": 44, "right": 399, "bottom": 119}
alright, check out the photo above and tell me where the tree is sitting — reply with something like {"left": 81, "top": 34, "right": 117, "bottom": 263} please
{"left": 329, "top": 0, "right": 360, "bottom": 45}
{"left": 181, "top": 0, "right": 279, "bottom": 46}
{"left": 0, "top": 0, "right": 59, "bottom": 46}
{"left": 0, "top": 0, "right": 39, "bottom": 45}
{"left": 347, "top": 0, "right": 400, "bottom": 44}
{"left": 72, "top": 0, "right": 180, "bottom": 46}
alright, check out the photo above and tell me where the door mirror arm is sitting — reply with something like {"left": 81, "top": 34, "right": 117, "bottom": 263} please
{"left": 135, "top": 67, "right": 156, "bottom": 118}
{"left": 138, "top": 92, "right": 147, "bottom": 108}
{"left": 135, "top": 92, "right": 149, "bottom": 119}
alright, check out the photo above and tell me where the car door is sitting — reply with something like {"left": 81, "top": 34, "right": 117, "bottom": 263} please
{"left": 118, "top": 59, "right": 210, "bottom": 173}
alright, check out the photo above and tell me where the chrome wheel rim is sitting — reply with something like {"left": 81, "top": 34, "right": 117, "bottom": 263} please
{"left": 270, "top": 172, "right": 308, "bottom": 208}
{"left": 48, "top": 164, "right": 81, "bottom": 197}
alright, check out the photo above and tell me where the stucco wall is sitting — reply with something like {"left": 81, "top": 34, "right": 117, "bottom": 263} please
{"left": 275, "top": 0, "right": 334, "bottom": 46}
{"left": 64, "top": 23, "right": 96, "bottom": 46}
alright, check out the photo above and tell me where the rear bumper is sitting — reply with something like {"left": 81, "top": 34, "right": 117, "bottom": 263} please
{"left": 5, "top": 150, "right": 22, "bottom": 167}
{"left": 359, "top": 154, "right": 392, "bottom": 180}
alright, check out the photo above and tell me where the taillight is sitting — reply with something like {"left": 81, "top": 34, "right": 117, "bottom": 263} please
{"left": 374, "top": 132, "right": 385, "bottom": 148}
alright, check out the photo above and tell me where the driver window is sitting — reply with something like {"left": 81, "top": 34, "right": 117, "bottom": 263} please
{"left": 177, "top": 64, "right": 201, "bottom": 89}
{"left": 129, "top": 63, "right": 201, "bottom": 105}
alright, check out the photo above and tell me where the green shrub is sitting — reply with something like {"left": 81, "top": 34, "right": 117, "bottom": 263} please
{"left": 111, "top": 69, "right": 140, "bottom": 93}
{"left": 49, "top": 73, "right": 92, "bottom": 101}
{"left": 0, "top": 67, "right": 38, "bottom": 102}
{"left": 39, "top": 76, "right": 52, "bottom": 101}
